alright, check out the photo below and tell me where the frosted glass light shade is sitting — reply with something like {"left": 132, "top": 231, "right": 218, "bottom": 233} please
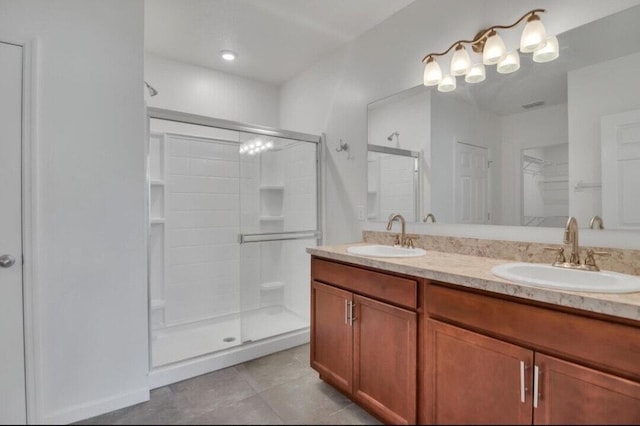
{"left": 450, "top": 45, "right": 471, "bottom": 76}
{"left": 483, "top": 31, "right": 506, "bottom": 65}
{"left": 533, "top": 35, "right": 559, "bottom": 63}
{"left": 465, "top": 64, "right": 486, "bottom": 83}
{"left": 520, "top": 17, "right": 547, "bottom": 53}
{"left": 497, "top": 51, "right": 520, "bottom": 74}
{"left": 437, "top": 74, "right": 456, "bottom": 92}
{"left": 423, "top": 58, "right": 443, "bottom": 86}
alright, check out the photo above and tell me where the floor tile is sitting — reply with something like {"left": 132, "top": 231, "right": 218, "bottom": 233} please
{"left": 319, "top": 403, "right": 384, "bottom": 425}
{"left": 259, "top": 371, "right": 352, "bottom": 424}
{"left": 186, "top": 394, "right": 283, "bottom": 425}
{"left": 235, "top": 346, "right": 311, "bottom": 393}
{"left": 169, "top": 366, "right": 257, "bottom": 420}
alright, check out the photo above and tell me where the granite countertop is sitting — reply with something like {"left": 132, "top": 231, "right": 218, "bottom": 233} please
{"left": 307, "top": 242, "right": 640, "bottom": 322}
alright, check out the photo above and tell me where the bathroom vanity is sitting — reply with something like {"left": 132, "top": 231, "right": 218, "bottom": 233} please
{"left": 308, "top": 244, "right": 640, "bottom": 425}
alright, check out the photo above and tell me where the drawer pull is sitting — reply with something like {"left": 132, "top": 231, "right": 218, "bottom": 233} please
{"left": 345, "top": 299, "right": 349, "bottom": 325}
{"left": 519, "top": 361, "right": 528, "bottom": 403}
{"left": 533, "top": 365, "right": 540, "bottom": 408}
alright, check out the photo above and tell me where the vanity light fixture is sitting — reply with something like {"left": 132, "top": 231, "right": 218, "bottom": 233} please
{"left": 422, "top": 9, "right": 558, "bottom": 92}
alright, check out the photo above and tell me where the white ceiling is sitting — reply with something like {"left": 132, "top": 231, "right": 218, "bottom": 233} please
{"left": 144, "top": 0, "right": 415, "bottom": 85}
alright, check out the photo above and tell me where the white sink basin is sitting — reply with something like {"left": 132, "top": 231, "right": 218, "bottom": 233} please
{"left": 347, "top": 244, "right": 426, "bottom": 258}
{"left": 491, "top": 262, "right": 640, "bottom": 293}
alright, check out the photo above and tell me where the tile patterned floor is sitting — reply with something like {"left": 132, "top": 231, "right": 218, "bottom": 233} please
{"left": 78, "top": 344, "right": 382, "bottom": 425}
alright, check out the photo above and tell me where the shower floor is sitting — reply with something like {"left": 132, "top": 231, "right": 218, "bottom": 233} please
{"left": 151, "top": 305, "right": 309, "bottom": 368}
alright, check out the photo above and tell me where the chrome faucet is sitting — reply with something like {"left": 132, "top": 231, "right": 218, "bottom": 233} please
{"left": 423, "top": 213, "right": 436, "bottom": 223}
{"left": 564, "top": 216, "right": 580, "bottom": 265}
{"left": 386, "top": 213, "right": 408, "bottom": 247}
{"left": 589, "top": 215, "right": 604, "bottom": 229}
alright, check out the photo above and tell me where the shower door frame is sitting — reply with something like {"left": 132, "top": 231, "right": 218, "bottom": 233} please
{"left": 145, "top": 107, "right": 323, "bottom": 374}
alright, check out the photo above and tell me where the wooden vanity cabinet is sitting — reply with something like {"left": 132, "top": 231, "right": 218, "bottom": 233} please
{"left": 423, "top": 283, "right": 640, "bottom": 425}
{"left": 310, "top": 257, "right": 418, "bottom": 425}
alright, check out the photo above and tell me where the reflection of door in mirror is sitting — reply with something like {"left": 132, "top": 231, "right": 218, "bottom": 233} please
{"left": 367, "top": 145, "right": 420, "bottom": 222}
{"left": 521, "top": 144, "right": 568, "bottom": 227}
{"left": 601, "top": 109, "right": 640, "bottom": 229}
{"left": 455, "top": 142, "right": 489, "bottom": 224}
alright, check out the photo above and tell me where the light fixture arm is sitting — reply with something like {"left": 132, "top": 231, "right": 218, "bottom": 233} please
{"left": 421, "top": 8, "right": 546, "bottom": 63}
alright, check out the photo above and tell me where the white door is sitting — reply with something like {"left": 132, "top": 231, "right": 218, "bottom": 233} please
{"left": 601, "top": 110, "right": 640, "bottom": 229}
{"left": 455, "top": 142, "right": 489, "bottom": 224}
{"left": 0, "top": 41, "right": 27, "bottom": 424}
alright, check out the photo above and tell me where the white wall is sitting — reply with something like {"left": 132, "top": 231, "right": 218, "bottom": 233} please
{"left": 568, "top": 51, "right": 640, "bottom": 225}
{"left": 145, "top": 53, "right": 280, "bottom": 127}
{"left": 0, "top": 0, "right": 148, "bottom": 423}
{"left": 280, "top": 0, "right": 640, "bottom": 244}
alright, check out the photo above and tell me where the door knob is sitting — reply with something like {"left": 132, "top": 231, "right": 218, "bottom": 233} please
{"left": 0, "top": 254, "right": 16, "bottom": 268}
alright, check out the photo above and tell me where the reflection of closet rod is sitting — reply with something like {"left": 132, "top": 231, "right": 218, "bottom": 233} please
{"left": 368, "top": 144, "right": 420, "bottom": 158}
{"left": 574, "top": 180, "right": 602, "bottom": 191}
{"left": 523, "top": 154, "right": 550, "bottom": 166}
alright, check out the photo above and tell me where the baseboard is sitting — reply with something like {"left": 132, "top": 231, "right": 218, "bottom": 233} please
{"left": 149, "top": 328, "right": 310, "bottom": 389}
{"left": 42, "top": 387, "right": 149, "bottom": 425}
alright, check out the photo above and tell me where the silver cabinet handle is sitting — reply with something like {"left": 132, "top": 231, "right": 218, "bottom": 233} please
{"left": 520, "top": 361, "right": 526, "bottom": 403}
{"left": 533, "top": 365, "right": 540, "bottom": 408}
{"left": 0, "top": 254, "right": 16, "bottom": 268}
{"left": 345, "top": 299, "right": 349, "bottom": 325}
{"left": 349, "top": 301, "right": 355, "bottom": 325}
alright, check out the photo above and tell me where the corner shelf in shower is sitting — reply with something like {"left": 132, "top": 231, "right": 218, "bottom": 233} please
{"left": 260, "top": 281, "right": 284, "bottom": 290}
{"left": 259, "top": 185, "right": 284, "bottom": 191}
{"left": 259, "top": 216, "right": 284, "bottom": 221}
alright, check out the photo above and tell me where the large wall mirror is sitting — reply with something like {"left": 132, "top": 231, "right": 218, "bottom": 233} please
{"left": 367, "top": 4, "right": 640, "bottom": 230}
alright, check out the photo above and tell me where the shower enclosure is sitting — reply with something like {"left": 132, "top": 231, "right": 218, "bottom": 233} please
{"left": 146, "top": 108, "right": 321, "bottom": 387}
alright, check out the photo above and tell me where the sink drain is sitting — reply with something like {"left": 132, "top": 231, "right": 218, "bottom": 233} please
{"left": 223, "top": 337, "right": 236, "bottom": 343}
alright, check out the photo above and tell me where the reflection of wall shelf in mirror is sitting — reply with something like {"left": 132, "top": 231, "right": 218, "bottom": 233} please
{"left": 150, "top": 218, "right": 165, "bottom": 225}
{"left": 574, "top": 181, "right": 602, "bottom": 192}
{"left": 150, "top": 179, "right": 165, "bottom": 186}
{"left": 539, "top": 177, "right": 569, "bottom": 183}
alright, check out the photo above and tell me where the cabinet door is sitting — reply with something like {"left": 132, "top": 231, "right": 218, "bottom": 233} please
{"left": 310, "top": 281, "right": 353, "bottom": 394}
{"left": 353, "top": 294, "right": 417, "bottom": 424}
{"left": 534, "top": 353, "right": 640, "bottom": 425}
{"left": 424, "top": 319, "right": 534, "bottom": 425}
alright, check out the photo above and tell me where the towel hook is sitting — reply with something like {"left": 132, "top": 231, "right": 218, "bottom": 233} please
{"left": 336, "top": 139, "right": 349, "bottom": 153}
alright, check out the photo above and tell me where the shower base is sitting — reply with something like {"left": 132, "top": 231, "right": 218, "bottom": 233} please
{"left": 149, "top": 305, "right": 309, "bottom": 388}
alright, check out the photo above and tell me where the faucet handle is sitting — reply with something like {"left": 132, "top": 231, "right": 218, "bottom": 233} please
{"left": 405, "top": 237, "right": 415, "bottom": 249}
{"left": 583, "top": 249, "right": 610, "bottom": 271}
{"left": 393, "top": 234, "right": 401, "bottom": 246}
{"left": 544, "top": 247, "right": 566, "bottom": 264}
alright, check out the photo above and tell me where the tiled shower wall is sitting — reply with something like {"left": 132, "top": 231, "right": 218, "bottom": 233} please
{"left": 165, "top": 134, "right": 243, "bottom": 326}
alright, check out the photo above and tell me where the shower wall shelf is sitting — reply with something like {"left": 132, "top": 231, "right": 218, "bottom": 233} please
{"left": 260, "top": 281, "right": 284, "bottom": 290}
{"left": 259, "top": 185, "right": 284, "bottom": 191}
{"left": 259, "top": 216, "right": 284, "bottom": 221}
{"left": 148, "top": 131, "right": 167, "bottom": 331}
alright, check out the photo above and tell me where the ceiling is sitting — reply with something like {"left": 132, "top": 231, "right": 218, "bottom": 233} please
{"left": 144, "top": 0, "right": 415, "bottom": 85}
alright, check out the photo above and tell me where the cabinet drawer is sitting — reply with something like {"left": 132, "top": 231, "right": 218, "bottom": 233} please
{"left": 425, "top": 283, "right": 640, "bottom": 381}
{"left": 311, "top": 257, "right": 417, "bottom": 309}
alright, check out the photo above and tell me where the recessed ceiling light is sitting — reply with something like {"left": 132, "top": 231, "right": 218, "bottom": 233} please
{"left": 220, "top": 50, "right": 237, "bottom": 61}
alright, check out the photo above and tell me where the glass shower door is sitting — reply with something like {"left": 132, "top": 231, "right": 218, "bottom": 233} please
{"left": 238, "top": 132, "right": 319, "bottom": 344}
